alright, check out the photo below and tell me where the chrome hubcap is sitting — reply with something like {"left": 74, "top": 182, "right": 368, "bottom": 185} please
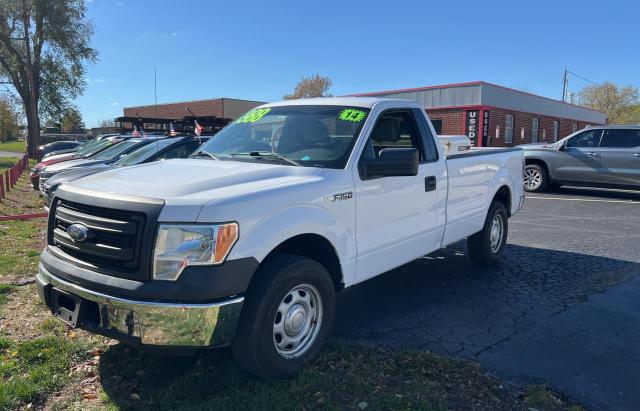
{"left": 524, "top": 168, "right": 542, "bottom": 190}
{"left": 273, "top": 284, "right": 323, "bottom": 359}
{"left": 489, "top": 215, "right": 504, "bottom": 253}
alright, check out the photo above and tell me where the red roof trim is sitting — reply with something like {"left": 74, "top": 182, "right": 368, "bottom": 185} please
{"left": 348, "top": 81, "right": 606, "bottom": 116}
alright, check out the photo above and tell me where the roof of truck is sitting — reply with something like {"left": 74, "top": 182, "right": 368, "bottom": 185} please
{"left": 262, "top": 96, "right": 414, "bottom": 109}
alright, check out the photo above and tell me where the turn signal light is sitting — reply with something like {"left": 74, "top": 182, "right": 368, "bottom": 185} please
{"left": 214, "top": 223, "right": 239, "bottom": 264}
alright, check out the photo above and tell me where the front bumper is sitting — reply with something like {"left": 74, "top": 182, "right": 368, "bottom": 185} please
{"left": 36, "top": 263, "right": 244, "bottom": 348}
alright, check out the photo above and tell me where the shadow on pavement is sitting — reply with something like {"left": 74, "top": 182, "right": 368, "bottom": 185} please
{"left": 545, "top": 185, "right": 640, "bottom": 201}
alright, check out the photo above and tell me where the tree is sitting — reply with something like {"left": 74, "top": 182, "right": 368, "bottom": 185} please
{"left": 60, "top": 106, "right": 83, "bottom": 133}
{"left": 0, "top": 94, "right": 19, "bottom": 142}
{"left": 616, "top": 105, "right": 640, "bottom": 125}
{"left": 579, "top": 82, "right": 639, "bottom": 124}
{"left": 98, "top": 118, "right": 115, "bottom": 128}
{"left": 283, "top": 74, "right": 332, "bottom": 100}
{"left": 0, "top": 0, "right": 97, "bottom": 157}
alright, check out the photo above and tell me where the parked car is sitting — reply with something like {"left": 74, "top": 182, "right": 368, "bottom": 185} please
{"left": 41, "top": 134, "right": 119, "bottom": 160}
{"left": 36, "top": 98, "right": 524, "bottom": 379}
{"left": 38, "top": 136, "right": 167, "bottom": 191}
{"left": 37, "top": 141, "right": 83, "bottom": 161}
{"left": 521, "top": 125, "right": 640, "bottom": 192}
{"left": 29, "top": 136, "right": 127, "bottom": 189}
{"left": 42, "top": 136, "right": 209, "bottom": 207}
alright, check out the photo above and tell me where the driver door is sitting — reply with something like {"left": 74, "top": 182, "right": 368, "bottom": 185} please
{"left": 554, "top": 129, "right": 604, "bottom": 183}
{"left": 354, "top": 109, "right": 442, "bottom": 282}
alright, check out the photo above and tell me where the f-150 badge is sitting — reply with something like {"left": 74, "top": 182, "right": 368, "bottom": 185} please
{"left": 325, "top": 192, "right": 353, "bottom": 202}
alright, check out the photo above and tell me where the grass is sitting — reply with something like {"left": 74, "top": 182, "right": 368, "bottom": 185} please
{"left": 0, "top": 171, "right": 585, "bottom": 411}
{"left": 0, "top": 157, "right": 20, "bottom": 173}
{"left": 0, "top": 335, "right": 91, "bottom": 410}
{"left": 0, "top": 140, "right": 25, "bottom": 153}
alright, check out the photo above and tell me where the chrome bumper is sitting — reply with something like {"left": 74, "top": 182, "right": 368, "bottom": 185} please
{"left": 36, "top": 264, "right": 244, "bottom": 347}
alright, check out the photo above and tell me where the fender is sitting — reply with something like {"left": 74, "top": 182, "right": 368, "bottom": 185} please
{"left": 484, "top": 167, "right": 515, "bottom": 216}
{"left": 227, "top": 204, "right": 357, "bottom": 287}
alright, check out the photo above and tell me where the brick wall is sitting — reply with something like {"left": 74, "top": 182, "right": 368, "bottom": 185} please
{"left": 426, "top": 107, "right": 597, "bottom": 147}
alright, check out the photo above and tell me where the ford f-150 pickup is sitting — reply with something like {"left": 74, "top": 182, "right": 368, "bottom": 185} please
{"left": 36, "top": 97, "right": 524, "bottom": 379}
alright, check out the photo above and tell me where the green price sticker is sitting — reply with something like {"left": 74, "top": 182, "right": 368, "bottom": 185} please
{"left": 338, "top": 108, "right": 367, "bottom": 123}
{"left": 236, "top": 108, "right": 271, "bottom": 123}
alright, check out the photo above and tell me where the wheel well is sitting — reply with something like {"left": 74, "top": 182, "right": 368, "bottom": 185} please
{"left": 525, "top": 158, "right": 549, "bottom": 176}
{"left": 262, "top": 234, "right": 344, "bottom": 291}
{"left": 493, "top": 185, "right": 512, "bottom": 216}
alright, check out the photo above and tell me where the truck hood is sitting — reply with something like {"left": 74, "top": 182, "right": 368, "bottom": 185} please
{"left": 518, "top": 142, "right": 559, "bottom": 150}
{"left": 62, "top": 159, "right": 323, "bottom": 208}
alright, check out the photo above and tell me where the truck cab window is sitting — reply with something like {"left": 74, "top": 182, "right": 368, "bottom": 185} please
{"left": 599, "top": 129, "right": 640, "bottom": 148}
{"left": 364, "top": 110, "right": 424, "bottom": 161}
{"left": 566, "top": 129, "right": 602, "bottom": 148}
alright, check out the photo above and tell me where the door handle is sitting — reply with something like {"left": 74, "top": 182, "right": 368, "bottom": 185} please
{"left": 587, "top": 152, "right": 600, "bottom": 157}
{"left": 425, "top": 176, "right": 437, "bottom": 192}
{"left": 634, "top": 153, "right": 640, "bottom": 158}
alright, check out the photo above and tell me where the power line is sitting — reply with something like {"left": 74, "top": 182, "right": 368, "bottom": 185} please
{"left": 566, "top": 70, "right": 602, "bottom": 87}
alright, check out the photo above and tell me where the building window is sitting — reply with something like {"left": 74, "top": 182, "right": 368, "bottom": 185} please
{"left": 505, "top": 114, "right": 514, "bottom": 144}
{"left": 431, "top": 119, "right": 443, "bottom": 134}
{"left": 553, "top": 121, "right": 559, "bottom": 142}
{"left": 531, "top": 118, "right": 539, "bottom": 143}
{"left": 572, "top": 123, "right": 578, "bottom": 133}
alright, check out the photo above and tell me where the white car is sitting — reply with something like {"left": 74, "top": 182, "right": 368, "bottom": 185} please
{"left": 36, "top": 97, "right": 524, "bottom": 379}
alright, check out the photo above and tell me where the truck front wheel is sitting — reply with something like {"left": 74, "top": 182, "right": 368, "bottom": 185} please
{"left": 231, "top": 254, "right": 336, "bottom": 379}
{"left": 523, "top": 164, "right": 548, "bottom": 192}
{"left": 467, "top": 201, "right": 508, "bottom": 265}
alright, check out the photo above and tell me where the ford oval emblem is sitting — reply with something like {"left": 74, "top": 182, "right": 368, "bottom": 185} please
{"left": 67, "top": 223, "right": 89, "bottom": 242}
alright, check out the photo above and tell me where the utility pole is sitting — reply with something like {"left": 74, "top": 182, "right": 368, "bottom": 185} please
{"left": 561, "top": 68, "right": 568, "bottom": 102}
{"left": 154, "top": 68, "right": 158, "bottom": 131}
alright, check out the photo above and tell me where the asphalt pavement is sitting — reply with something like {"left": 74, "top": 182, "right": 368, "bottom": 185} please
{"left": 334, "top": 186, "right": 640, "bottom": 411}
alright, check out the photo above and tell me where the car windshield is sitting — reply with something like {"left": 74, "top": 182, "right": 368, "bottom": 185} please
{"left": 92, "top": 140, "right": 143, "bottom": 160}
{"left": 76, "top": 139, "right": 116, "bottom": 157}
{"left": 115, "top": 139, "right": 176, "bottom": 166}
{"left": 196, "top": 105, "right": 370, "bottom": 168}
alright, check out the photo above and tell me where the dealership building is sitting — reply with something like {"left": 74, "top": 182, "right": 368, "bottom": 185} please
{"left": 353, "top": 81, "right": 607, "bottom": 147}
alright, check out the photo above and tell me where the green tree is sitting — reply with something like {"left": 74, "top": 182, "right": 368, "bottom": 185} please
{"left": 0, "top": 94, "right": 19, "bottom": 142}
{"left": 0, "top": 0, "right": 97, "bottom": 156}
{"left": 616, "top": 104, "right": 640, "bottom": 125}
{"left": 60, "top": 106, "right": 83, "bottom": 133}
{"left": 579, "top": 82, "right": 639, "bottom": 124}
{"left": 283, "top": 74, "right": 332, "bottom": 100}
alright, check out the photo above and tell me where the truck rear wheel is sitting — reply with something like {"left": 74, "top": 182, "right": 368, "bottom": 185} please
{"left": 231, "top": 254, "right": 336, "bottom": 380}
{"left": 467, "top": 201, "right": 508, "bottom": 265}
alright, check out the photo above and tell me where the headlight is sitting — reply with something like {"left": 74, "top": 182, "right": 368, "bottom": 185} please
{"left": 152, "top": 223, "right": 239, "bottom": 281}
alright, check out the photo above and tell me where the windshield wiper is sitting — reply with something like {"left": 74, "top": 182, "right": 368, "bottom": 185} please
{"left": 189, "top": 151, "right": 220, "bottom": 160}
{"left": 229, "top": 151, "right": 300, "bottom": 166}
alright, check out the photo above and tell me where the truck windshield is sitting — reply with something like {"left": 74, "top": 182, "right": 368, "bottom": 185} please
{"left": 196, "top": 105, "right": 370, "bottom": 168}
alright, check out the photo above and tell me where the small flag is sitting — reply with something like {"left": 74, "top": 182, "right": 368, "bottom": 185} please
{"left": 169, "top": 122, "right": 177, "bottom": 136}
{"left": 194, "top": 120, "right": 204, "bottom": 136}
{"left": 132, "top": 125, "right": 141, "bottom": 137}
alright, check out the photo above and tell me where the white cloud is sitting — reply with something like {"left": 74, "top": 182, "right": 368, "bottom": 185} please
{"left": 116, "top": 1, "right": 124, "bottom": 5}
{"left": 94, "top": 78, "right": 105, "bottom": 83}
{"left": 171, "top": 32, "right": 177, "bottom": 37}
{"left": 111, "top": 102, "right": 119, "bottom": 106}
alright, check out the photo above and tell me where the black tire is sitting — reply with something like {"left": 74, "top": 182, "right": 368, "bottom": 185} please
{"left": 231, "top": 254, "right": 336, "bottom": 380}
{"left": 467, "top": 201, "right": 508, "bottom": 265}
{"left": 523, "top": 164, "right": 548, "bottom": 192}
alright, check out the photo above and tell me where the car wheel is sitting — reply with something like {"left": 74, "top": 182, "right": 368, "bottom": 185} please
{"left": 467, "top": 201, "right": 508, "bottom": 266}
{"left": 231, "top": 254, "right": 336, "bottom": 380}
{"left": 523, "top": 164, "right": 548, "bottom": 192}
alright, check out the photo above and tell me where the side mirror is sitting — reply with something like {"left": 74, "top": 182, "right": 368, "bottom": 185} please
{"left": 557, "top": 141, "right": 566, "bottom": 151}
{"left": 360, "top": 148, "right": 419, "bottom": 180}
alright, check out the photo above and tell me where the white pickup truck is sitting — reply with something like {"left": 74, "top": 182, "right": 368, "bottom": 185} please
{"left": 36, "top": 97, "right": 524, "bottom": 379}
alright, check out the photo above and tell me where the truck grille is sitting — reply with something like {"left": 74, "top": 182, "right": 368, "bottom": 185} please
{"left": 51, "top": 199, "right": 146, "bottom": 279}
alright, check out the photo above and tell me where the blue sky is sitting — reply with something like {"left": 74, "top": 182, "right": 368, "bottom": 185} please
{"left": 77, "top": 0, "right": 640, "bottom": 127}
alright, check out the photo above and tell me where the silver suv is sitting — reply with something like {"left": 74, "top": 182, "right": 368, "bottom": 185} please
{"left": 521, "top": 125, "right": 640, "bottom": 192}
